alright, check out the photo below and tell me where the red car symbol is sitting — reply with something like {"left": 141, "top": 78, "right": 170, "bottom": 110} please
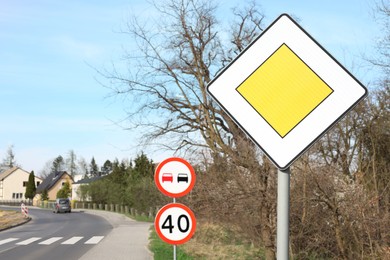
{"left": 162, "top": 173, "right": 173, "bottom": 183}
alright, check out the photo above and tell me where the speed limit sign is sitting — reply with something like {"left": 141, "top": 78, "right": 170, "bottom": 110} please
{"left": 155, "top": 203, "right": 196, "bottom": 245}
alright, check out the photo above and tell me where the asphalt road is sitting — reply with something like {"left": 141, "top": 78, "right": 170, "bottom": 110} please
{"left": 0, "top": 207, "right": 112, "bottom": 260}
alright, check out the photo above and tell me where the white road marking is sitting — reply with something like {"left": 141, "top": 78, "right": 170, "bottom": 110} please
{"left": 61, "top": 236, "right": 83, "bottom": 244}
{"left": 38, "top": 237, "right": 63, "bottom": 245}
{"left": 16, "top": 237, "right": 42, "bottom": 245}
{"left": 84, "top": 236, "right": 104, "bottom": 244}
{"left": 0, "top": 236, "right": 104, "bottom": 246}
{"left": 0, "top": 238, "right": 19, "bottom": 245}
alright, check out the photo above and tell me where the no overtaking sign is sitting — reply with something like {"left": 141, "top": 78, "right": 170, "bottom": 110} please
{"left": 154, "top": 157, "right": 196, "bottom": 198}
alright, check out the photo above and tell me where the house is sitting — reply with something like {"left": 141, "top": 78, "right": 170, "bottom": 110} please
{"left": 35, "top": 171, "right": 73, "bottom": 201}
{"left": 72, "top": 175, "right": 104, "bottom": 201}
{"left": 0, "top": 167, "right": 43, "bottom": 200}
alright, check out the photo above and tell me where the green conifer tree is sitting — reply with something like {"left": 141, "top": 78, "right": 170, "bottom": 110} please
{"left": 25, "top": 171, "right": 36, "bottom": 200}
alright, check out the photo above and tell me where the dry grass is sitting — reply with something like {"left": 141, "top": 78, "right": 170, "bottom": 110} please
{"left": 181, "top": 221, "right": 264, "bottom": 259}
{"left": 0, "top": 210, "right": 29, "bottom": 230}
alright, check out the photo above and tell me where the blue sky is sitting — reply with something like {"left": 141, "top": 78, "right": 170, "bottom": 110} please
{"left": 0, "top": 0, "right": 382, "bottom": 174}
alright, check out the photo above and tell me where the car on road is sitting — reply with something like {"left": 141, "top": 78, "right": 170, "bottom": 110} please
{"left": 162, "top": 173, "right": 173, "bottom": 183}
{"left": 53, "top": 198, "right": 71, "bottom": 213}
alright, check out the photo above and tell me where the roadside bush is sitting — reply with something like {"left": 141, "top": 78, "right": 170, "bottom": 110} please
{"left": 56, "top": 181, "right": 71, "bottom": 198}
{"left": 124, "top": 177, "right": 167, "bottom": 214}
{"left": 81, "top": 153, "right": 167, "bottom": 215}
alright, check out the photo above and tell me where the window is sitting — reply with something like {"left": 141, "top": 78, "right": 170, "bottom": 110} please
{"left": 36, "top": 181, "right": 41, "bottom": 186}
{"left": 13, "top": 193, "right": 23, "bottom": 199}
{"left": 23, "top": 181, "right": 28, "bottom": 187}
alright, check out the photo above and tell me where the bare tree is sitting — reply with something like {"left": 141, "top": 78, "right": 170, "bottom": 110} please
{"left": 315, "top": 102, "right": 366, "bottom": 177}
{"left": 78, "top": 157, "right": 89, "bottom": 178}
{"left": 288, "top": 83, "right": 390, "bottom": 259}
{"left": 284, "top": 11, "right": 390, "bottom": 251}
{"left": 39, "top": 159, "right": 54, "bottom": 179}
{"left": 105, "top": 0, "right": 278, "bottom": 257}
{"left": 106, "top": 0, "right": 263, "bottom": 159}
{"left": 1, "top": 145, "right": 17, "bottom": 170}
{"left": 370, "top": 0, "right": 390, "bottom": 73}
{"left": 65, "top": 150, "right": 78, "bottom": 177}
{"left": 359, "top": 85, "right": 390, "bottom": 244}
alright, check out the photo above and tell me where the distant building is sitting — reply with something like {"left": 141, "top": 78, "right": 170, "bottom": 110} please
{"left": 35, "top": 171, "right": 73, "bottom": 201}
{"left": 72, "top": 176, "right": 103, "bottom": 201}
{"left": 0, "top": 167, "right": 43, "bottom": 200}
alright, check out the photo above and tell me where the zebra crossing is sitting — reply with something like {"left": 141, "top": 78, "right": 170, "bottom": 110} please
{"left": 0, "top": 236, "right": 104, "bottom": 246}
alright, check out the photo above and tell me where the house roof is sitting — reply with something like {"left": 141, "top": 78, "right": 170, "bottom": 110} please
{"left": 73, "top": 175, "right": 104, "bottom": 185}
{"left": 0, "top": 166, "right": 19, "bottom": 180}
{"left": 36, "top": 171, "right": 73, "bottom": 193}
{"left": 0, "top": 166, "right": 33, "bottom": 181}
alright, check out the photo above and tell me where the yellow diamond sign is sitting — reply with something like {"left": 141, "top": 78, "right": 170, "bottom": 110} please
{"left": 207, "top": 14, "right": 367, "bottom": 170}
{"left": 237, "top": 44, "right": 333, "bottom": 138}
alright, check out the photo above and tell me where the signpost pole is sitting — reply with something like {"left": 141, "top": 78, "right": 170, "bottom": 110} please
{"left": 277, "top": 167, "right": 290, "bottom": 260}
{"left": 173, "top": 197, "right": 177, "bottom": 260}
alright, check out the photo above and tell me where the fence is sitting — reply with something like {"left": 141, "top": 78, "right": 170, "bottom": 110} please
{"left": 36, "top": 200, "right": 159, "bottom": 219}
{"left": 35, "top": 200, "right": 55, "bottom": 210}
{"left": 0, "top": 200, "right": 33, "bottom": 206}
{"left": 73, "top": 202, "right": 159, "bottom": 219}
{"left": 1, "top": 200, "right": 159, "bottom": 220}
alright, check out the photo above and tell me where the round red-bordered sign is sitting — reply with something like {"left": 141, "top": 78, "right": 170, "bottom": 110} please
{"left": 155, "top": 203, "right": 196, "bottom": 245}
{"left": 154, "top": 157, "right": 196, "bottom": 198}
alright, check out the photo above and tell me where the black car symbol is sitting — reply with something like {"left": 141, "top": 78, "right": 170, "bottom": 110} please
{"left": 177, "top": 173, "right": 189, "bottom": 183}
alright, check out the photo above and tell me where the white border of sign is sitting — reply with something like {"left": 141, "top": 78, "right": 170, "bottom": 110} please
{"left": 155, "top": 203, "right": 196, "bottom": 245}
{"left": 207, "top": 14, "right": 367, "bottom": 169}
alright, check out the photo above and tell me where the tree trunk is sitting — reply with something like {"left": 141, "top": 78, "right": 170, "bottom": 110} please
{"left": 261, "top": 206, "right": 275, "bottom": 259}
{"left": 334, "top": 214, "right": 347, "bottom": 259}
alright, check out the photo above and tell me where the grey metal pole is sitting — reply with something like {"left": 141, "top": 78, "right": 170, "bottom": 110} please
{"left": 173, "top": 198, "right": 177, "bottom": 260}
{"left": 277, "top": 167, "right": 290, "bottom": 260}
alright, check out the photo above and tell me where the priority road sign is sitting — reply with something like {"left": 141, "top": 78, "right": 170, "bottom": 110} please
{"left": 155, "top": 203, "right": 196, "bottom": 245}
{"left": 154, "top": 157, "right": 196, "bottom": 198}
{"left": 207, "top": 14, "right": 367, "bottom": 170}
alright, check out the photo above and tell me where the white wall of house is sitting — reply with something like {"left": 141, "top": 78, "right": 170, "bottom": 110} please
{"left": 72, "top": 183, "right": 81, "bottom": 201}
{"left": 0, "top": 168, "right": 42, "bottom": 200}
{"left": 72, "top": 183, "right": 91, "bottom": 201}
{"left": 71, "top": 174, "right": 84, "bottom": 201}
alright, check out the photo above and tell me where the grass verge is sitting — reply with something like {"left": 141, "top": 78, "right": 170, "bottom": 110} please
{"left": 149, "top": 220, "right": 265, "bottom": 259}
{"left": 182, "top": 222, "right": 265, "bottom": 260}
{"left": 126, "top": 213, "right": 154, "bottom": 222}
{"left": 149, "top": 227, "right": 194, "bottom": 260}
{"left": 0, "top": 210, "right": 30, "bottom": 231}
